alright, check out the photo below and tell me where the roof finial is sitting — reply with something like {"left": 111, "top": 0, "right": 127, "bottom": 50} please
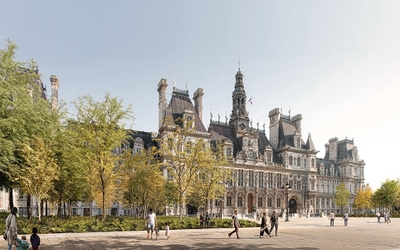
{"left": 238, "top": 58, "right": 241, "bottom": 71}
{"left": 185, "top": 81, "right": 189, "bottom": 91}
{"left": 173, "top": 75, "right": 176, "bottom": 87}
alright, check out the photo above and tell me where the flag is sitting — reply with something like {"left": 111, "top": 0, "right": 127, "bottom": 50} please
{"left": 248, "top": 97, "right": 253, "bottom": 105}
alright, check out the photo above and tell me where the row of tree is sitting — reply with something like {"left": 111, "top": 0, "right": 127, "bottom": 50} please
{"left": 0, "top": 41, "right": 230, "bottom": 222}
{"left": 334, "top": 180, "right": 400, "bottom": 214}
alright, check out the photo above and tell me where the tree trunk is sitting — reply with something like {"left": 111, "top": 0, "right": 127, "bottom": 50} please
{"left": 37, "top": 198, "right": 42, "bottom": 222}
{"left": 9, "top": 189, "right": 14, "bottom": 210}
{"left": 27, "top": 194, "right": 31, "bottom": 219}
{"left": 102, "top": 190, "right": 106, "bottom": 222}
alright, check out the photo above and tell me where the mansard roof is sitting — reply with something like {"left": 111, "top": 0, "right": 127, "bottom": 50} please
{"left": 208, "top": 122, "right": 281, "bottom": 163}
{"left": 305, "top": 134, "right": 316, "bottom": 151}
{"left": 278, "top": 115, "right": 304, "bottom": 148}
{"left": 127, "top": 130, "right": 157, "bottom": 149}
{"left": 167, "top": 87, "right": 207, "bottom": 133}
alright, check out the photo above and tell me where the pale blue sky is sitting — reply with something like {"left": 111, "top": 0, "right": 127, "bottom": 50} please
{"left": 1, "top": 1, "right": 400, "bottom": 190}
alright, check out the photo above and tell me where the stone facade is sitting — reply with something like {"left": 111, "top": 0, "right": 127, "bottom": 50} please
{"left": 158, "top": 69, "right": 366, "bottom": 218}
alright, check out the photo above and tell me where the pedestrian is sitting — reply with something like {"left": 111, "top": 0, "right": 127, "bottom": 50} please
{"left": 205, "top": 212, "right": 210, "bottom": 229}
{"left": 154, "top": 227, "right": 160, "bottom": 240}
{"left": 269, "top": 211, "right": 279, "bottom": 236}
{"left": 228, "top": 210, "right": 240, "bottom": 239}
{"left": 259, "top": 212, "right": 271, "bottom": 238}
{"left": 165, "top": 222, "right": 170, "bottom": 240}
{"left": 145, "top": 208, "right": 157, "bottom": 239}
{"left": 15, "top": 235, "right": 29, "bottom": 250}
{"left": 30, "top": 228, "right": 40, "bottom": 250}
{"left": 386, "top": 211, "right": 391, "bottom": 223}
{"left": 199, "top": 212, "right": 204, "bottom": 229}
{"left": 5, "top": 207, "right": 18, "bottom": 250}
{"left": 329, "top": 210, "right": 335, "bottom": 226}
{"left": 376, "top": 211, "right": 381, "bottom": 223}
{"left": 343, "top": 211, "right": 349, "bottom": 226}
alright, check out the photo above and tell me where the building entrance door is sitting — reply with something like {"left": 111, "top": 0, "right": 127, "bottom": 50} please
{"left": 289, "top": 198, "right": 297, "bottom": 213}
{"left": 247, "top": 194, "right": 253, "bottom": 213}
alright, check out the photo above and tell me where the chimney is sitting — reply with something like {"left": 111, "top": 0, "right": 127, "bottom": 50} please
{"left": 50, "top": 75, "right": 59, "bottom": 110}
{"left": 157, "top": 79, "right": 168, "bottom": 130}
{"left": 328, "top": 137, "right": 338, "bottom": 161}
{"left": 193, "top": 88, "right": 204, "bottom": 121}
{"left": 269, "top": 108, "right": 280, "bottom": 149}
{"left": 292, "top": 114, "right": 302, "bottom": 133}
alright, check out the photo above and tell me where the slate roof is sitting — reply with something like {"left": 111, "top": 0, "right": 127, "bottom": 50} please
{"left": 127, "top": 130, "right": 157, "bottom": 149}
{"left": 166, "top": 88, "right": 207, "bottom": 133}
{"left": 208, "top": 122, "right": 282, "bottom": 163}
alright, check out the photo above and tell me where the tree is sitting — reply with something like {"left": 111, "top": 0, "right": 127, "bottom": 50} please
{"left": 73, "top": 93, "right": 133, "bottom": 222}
{"left": 353, "top": 185, "right": 373, "bottom": 214}
{"left": 333, "top": 182, "right": 350, "bottom": 213}
{"left": 16, "top": 137, "right": 59, "bottom": 222}
{"left": 121, "top": 147, "right": 165, "bottom": 218}
{"left": 188, "top": 140, "right": 231, "bottom": 213}
{"left": 158, "top": 116, "right": 213, "bottom": 220}
{"left": 1, "top": 40, "right": 63, "bottom": 213}
{"left": 372, "top": 179, "right": 400, "bottom": 211}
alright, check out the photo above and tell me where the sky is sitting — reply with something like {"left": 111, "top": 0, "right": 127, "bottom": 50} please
{"left": 1, "top": 1, "right": 400, "bottom": 190}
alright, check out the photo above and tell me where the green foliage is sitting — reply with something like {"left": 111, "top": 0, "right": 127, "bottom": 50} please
{"left": 0, "top": 216, "right": 259, "bottom": 234}
{"left": 333, "top": 182, "right": 350, "bottom": 213}
{"left": 372, "top": 179, "right": 400, "bottom": 209}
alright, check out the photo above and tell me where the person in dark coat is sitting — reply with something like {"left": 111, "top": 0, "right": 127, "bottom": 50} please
{"left": 259, "top": 212, "right": 271, "bottom": 238}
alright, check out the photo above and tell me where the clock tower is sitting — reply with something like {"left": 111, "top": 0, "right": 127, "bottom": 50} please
{"left": 229, "top": 69, "right": 250, "bottom": 136}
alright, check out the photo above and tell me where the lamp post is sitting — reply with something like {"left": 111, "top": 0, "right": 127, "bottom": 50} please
{"left": 220, "top": 180, "right": 229, "bottom": 218}
{"left": 281, "top": 182, "right": 292, "bottom": 222}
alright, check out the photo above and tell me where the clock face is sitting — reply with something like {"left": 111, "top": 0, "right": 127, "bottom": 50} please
{"left": 248, "top": 150, "right": 254, "bottom": 158}
{"left": 240, "top": 123, "right": 246, "bottom": 130}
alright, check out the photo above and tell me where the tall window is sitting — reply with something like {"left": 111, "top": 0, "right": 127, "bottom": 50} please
{"left": 289, "top": 156, "right": 293, "bottom": 165}
{"left": 237, "top": 197, "right": 243, "bottom": 207}
{"left": 297, "top": 157, "right": 300, "bottom": 166}
{"left": 258, "top": 197, "right": 263, "bottom": 207}
{"left": 297, "top": 137, "right": 301, "bottom": 148}
{"left": 267, "top": 173, "right": 273, "bottom": 188}
{"left": 226, "top": 147, "right": 232, "bottom": 157}
{"left": 267, "top": 153, "right": 272, "bottom": 163}
{"left": 249, "top": 171, "right": 254, "bottom": 187}
{"left": 227, "top": 196, "right": 232, "bottom": 207}
{"left": 258, "top": 172, "right": 264, "bottom": 188}
{"left": 238, "top": 170, "right": 244, "bottom": 186}
{"left": 267, "top": 198, "right": 272, "bottom": 207}
{"left": 304, "top": 159, "right": 307, "bottom": 167}
{"left": 277, "top": 198, "right": 281, "bottom": 207}
{"left": 277, "top": 174, "right": 282, "bottom": 188}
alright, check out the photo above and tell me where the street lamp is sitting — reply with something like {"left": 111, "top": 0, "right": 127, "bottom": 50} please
{"left": 281, "top": 182, "right": 292, "bottom": 222}
{"left": 220, "top": 180, "right": 229, "bottom": 218}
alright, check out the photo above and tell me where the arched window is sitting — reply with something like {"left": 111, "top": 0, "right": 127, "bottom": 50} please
{"left": 289, "top": 156, "right": 293, "bottom": 165}
{"left": 297, "top": 157, "right": 300, "bottom": 166}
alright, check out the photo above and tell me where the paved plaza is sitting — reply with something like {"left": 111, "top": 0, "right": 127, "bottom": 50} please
{"left": 2, "top": 217, "right": 399, "bottom": 250}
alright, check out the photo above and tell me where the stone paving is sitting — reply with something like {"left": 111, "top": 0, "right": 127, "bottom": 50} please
{"left": 2, "top": 217, "right": 399, "bottom": 250}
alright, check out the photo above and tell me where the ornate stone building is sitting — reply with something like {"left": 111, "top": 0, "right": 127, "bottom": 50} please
{"left": 157, "top": 69, "right": 366, "bottom": 217}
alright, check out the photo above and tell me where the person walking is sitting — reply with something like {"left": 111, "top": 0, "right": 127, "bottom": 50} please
{"left": 259, "top": 212, "right": 271, "bottom": 238}
{"left": 329, "top": 210, "right": 335, "bottom": 226}
{"left": 343, "top": 211, "right": 349, "bottom": 226}
{"left": 145, "top": 209, "right": 157, "bottom": 239}
{"left": 376, "top": 211, "right": 381, "bottom": 223}
{"left": 5, "top": 207, "right": 18, "bottom": 250}
{"left": 269, "top": 211, "right": 279, "bottom": 236}
{"left": 228, "top": 210, "right": 240, "bottom": 239}
{"left": 386, "top": 211, "right": 391, "bottom": 223}
{"left": 199, "top": 212, "right": 204, "bottom": 229}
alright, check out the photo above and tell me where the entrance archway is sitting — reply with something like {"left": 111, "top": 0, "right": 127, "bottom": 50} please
{"left": 247, "top": 194, "right": 253, "bottom": 213}
{"left": 289, "top": 198, "right": 297, "bottom": 214}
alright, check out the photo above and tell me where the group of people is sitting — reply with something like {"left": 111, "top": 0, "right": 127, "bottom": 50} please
{"left": 145, "top": 208, "right": 170, "bottom": 240}
{"left": 329, "top": 210, "right": 349, "bottom": 226}
{"left": 4, "top": 207, "right": 41, "bottom": 250}
{"left": 376, "top": 211, "right": 391, "bottom": 223}
{"left": 199, "top": 212, "right": 211, "bottom": 229}
{"left": 228, "top": 210, "right": 279, "bottom": 239}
